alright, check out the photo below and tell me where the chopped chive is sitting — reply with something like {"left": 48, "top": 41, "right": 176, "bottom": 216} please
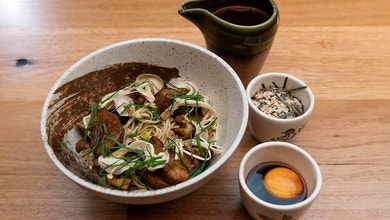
{"left": 283, "top": 77, "right": 288, "bottom": 89}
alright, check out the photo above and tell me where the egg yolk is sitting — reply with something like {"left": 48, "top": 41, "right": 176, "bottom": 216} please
{"left": 263, "top": 167, "right": 304, "bottom": 199}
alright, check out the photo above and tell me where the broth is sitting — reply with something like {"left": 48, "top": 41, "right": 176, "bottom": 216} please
{"left": 213, "top": 5, "right": 271, "bottom": 26}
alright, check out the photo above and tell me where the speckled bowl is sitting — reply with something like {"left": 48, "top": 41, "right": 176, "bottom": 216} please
{"left": 40, "top": 38, "right": 248, "bottom": 204}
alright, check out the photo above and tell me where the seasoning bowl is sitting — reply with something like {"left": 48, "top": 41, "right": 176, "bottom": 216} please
{"left": 41, "top": 38, "right": 248, "bottom": 204}
{"left": 239, "top": 141, "right": 322, "bottom": 219}
{"left": 246, "top": 72, "right": 314, "bottom": 142}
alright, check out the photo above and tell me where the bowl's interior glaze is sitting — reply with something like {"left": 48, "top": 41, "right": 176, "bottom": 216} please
{"left": 48, "top": 63, "right": 180, "bottom": 151}
{"left": 41, "top": 38, "right": 248, "bottom": 204}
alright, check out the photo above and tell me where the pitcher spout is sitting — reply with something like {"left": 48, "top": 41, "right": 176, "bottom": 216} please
{"left": 178, "top": 1, "right": 215, "bottom": 31}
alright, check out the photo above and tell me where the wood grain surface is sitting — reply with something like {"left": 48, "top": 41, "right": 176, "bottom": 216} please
{"left": 1, "top": 0, "right": 389, "bottom": 219}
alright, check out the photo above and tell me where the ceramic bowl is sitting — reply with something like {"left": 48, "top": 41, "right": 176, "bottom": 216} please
{"left": 246, "top": 72, "right": 314, "bottom": 142}
{"left": 239, "top": 142, "right": 322, "bottom": 219}
{"left": 41, "top": 38, "right": 248, "bottom": 204}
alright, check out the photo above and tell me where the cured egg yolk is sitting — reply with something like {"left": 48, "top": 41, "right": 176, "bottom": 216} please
{"left": 263, "top": 167, "right": 304, "bottom": 199}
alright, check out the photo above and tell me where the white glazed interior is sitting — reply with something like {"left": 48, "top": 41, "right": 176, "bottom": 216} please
{"left": 239, "top": 142, "right": 322, "bottom": 219}
{"left": 41, "top": 38, "right": 248, "bottom": 204}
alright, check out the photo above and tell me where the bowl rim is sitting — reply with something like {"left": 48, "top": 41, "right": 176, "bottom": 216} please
{"left": 246, "top": 72, "right": 315, "bottom": 122}
{"left": 40, "top": 38, "right": 249, "bottom": 200}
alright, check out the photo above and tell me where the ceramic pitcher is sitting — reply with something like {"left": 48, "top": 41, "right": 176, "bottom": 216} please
{"left": 179, "top": 0, "right": 279, "bottom": 86}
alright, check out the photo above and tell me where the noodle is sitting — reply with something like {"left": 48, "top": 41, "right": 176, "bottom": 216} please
{"left": 74, "top": 73, "right": 221, "bottom": 191}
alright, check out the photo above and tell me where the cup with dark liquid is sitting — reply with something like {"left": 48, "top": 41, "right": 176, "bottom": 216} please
{"left": 239, "top": 142, "right": 322, "bottom": 219}
{"left": 179, "top": 0, "right": 279, "bottom": 87}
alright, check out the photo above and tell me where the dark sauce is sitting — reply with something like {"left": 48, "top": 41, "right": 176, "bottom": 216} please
{"left": 246, "top": 162, "right": 307, "bottom": 205}
{"left": 213, "top": 5, "right": 271, "bottom": 26}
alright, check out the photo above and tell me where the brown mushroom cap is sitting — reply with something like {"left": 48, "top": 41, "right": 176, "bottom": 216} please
{"left": 89, "top": 108, "right": 125, "bottom": 155}
{"left": 171, "top": 115, "right": 196, "bottom": 139}
{"left": 154, "top": 88, "right": 178, "bottom": 112}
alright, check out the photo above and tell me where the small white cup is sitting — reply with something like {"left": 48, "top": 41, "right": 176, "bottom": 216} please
{"left": 239, "top": 142, "right": 322, "bottom": 220}
{"left": 246, "top": 72, "right": 314, "bottom": 142}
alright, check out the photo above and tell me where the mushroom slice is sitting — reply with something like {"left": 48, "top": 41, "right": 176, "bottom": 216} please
{"left": 98, "top": 140, "right": 170, "bottom": 178}
{"left": 159, "top": 159, "right": 191, "bottom": 185}
{"left": 127, "top": 91, "right": 146, "bottom": 105}
{"left": 75, "top": 139, "right": 91, "bottom": 153}
{"left": 135, "top": 74, "right": 164, "bottom": 94}
{"left": 106, "top": 175, "right": 132, "bottom": 190}
{"left": 171, "top": 115, "right": 195, "bottom": 139}
{"left": 154, "top": 88, "right": 178, "bottom": 112}
{"left": 127, "top": 140, "right": 170, "bottom": 171}
{"left": 89, "top": 108, "right": 125, "bottom": 155}
{"left": 98, "top": 90, "right": 136, "bottom": 117}
{"left": 149, "top": 136, "right": 164, "bottom": 154}
{"left": 141, "top": 170, "right": 172, "bottom": 189}
{"left": 161, "top": 98, "right": 217, "bottom": 121}
{"left": 98, "top": 155, "right": 133, "bottom": 178}
{"left": 134, "top": 74, "right": 164, "bottom": 103}
{"left": 112, "top": 93, "right": 135, "bottom": 117}
{"left": 169, "top": 77, "right": 199, "bottom": 95}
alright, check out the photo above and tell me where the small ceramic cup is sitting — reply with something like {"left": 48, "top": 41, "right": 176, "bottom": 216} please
{"left": 239, "top": 142, "right": 322, "bottom": 220}
{"left": 246, "top": 72, "right": 314, "bottom": 142}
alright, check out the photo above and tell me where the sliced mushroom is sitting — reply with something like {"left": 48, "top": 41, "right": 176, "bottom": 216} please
{"left": 160, "top": 98, "right": 217, "bottom": 121}
{"left": 168, "top": 77, "right": 199, "bottom": 95}
{"left": 127, "top": 91, "right": 146, "bottom": 105}
{"left": 99, "top": 140, "right": 170, "bottom": 177}
{"left": 159, "top": 159, "right": 190, "bottom": 185}
{"left": 171, "top": 115, "right": 195, "bottom": 139}
{"left": 89, "top": 108, "right": 125, "bottom": 156}
{"left": 98, "top": 155, "right": 132, "bottom": 178}
{"left": 181, "top": 142, "right": 200, "bottom": 170}
{"left": 98, "top": 90, "right": 136, "bottom": 117}
{"left": 113, "top": 93, "right": 135, "bottom": 117}
{"left": 172, "top": 106, "right": 189, "bottom": 117}
{"left": 149, "top": 136, "right": 164, "bottom": 154}
{"left": 127, "top": 140, "right": 170, "bottom": 171}
{"left": 106, "top": 175, "right": 132, "bottom": 190}
{"left": 154, "top": 88, "right": 178, "bottom": 112}
{"left": 75, "top": 139, "right": 91, "bottom": 153}
{"left": 135, "top": 74, "right": 164, "bottom": 94}
{"left": 173, "top": 105, "right": 203, "bottom": 122}
{"left": 134, "top": 74, "right": 164, "bottom": 103}
{"left": 141, "top": 170, "right": 172, "bottom": 189}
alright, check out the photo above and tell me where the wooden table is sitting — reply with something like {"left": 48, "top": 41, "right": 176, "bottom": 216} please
{"left": 1, "top": 0, "right": 389, "bottom": 219}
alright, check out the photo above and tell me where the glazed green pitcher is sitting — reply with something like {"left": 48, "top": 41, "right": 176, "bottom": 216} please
{"left": 178, "top": 0, "right": 279, "bottom": 86}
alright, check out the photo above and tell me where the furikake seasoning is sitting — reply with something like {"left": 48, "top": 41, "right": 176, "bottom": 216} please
{"left": 251, "top": 77, "right": 307, "bottom": 119}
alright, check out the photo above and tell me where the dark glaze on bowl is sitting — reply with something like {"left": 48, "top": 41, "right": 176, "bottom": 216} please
{"left": 45, "top": 63, "right": 179, "bottom": 180}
